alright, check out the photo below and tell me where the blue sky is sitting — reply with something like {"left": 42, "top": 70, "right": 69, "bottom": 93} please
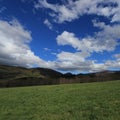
{"left": 0, "top": 0, "right": 120, "bottom": 73}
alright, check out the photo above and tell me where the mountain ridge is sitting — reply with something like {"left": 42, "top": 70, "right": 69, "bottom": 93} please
{"left": 0, "top": 65, "right": 120, "bottom": 87}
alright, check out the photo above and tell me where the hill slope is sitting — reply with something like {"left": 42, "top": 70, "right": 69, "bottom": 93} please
{"left": 0, "top": 65, "right": 120, "bottom": 87}
{"left": 0, "top": 65, "right": 62, "bottom": 87}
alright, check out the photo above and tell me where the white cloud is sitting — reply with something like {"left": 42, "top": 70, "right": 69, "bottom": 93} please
{"left": 47, "top": 58, "right": 107, "bottom": 72}
{"left": 43, "top": 19, "right": 53, "bottom": 30}
{"left": 105, "top": 59, "right": 120, "bottom": 70}
{"left": 53, "top": 51, "right": 94, "bottom": 72}
{"left": 114, "top": 54, "right": 120, "bottom": 60}
{"left": 57, "top": 20, "right": 120, "bottom": 53}
{"left": 0, "top": 0, "right": 120, "bottom": 73}
{"left": 54, "top": 19, "right": 120, "bottom": 72}
{"left": 0, "top": 19, "right": 47, "bottom": 67}
{"left": 44, "top": 47, "right": 51, "bottom": 51}
{"left": 48, "top": 52, "right": 120, "bottom": 72}
{"left": 0, "top": 19, "right": 119, "bottom": 72}
{"left": 35, "top": 0, "right": 120, "bottom": 23}
{"left": 57, "top": 51, "right": 90, "bottom": 62}
{"left": 57, "top": 31, "right": 81, "bottom": 50}
{"left": 34, "top": 0, "right": 120, "bottom": 72}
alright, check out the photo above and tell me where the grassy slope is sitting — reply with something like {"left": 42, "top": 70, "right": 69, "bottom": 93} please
{"left": 0, "top": 65, "right": 44, "bottom": 80}
{"left": 0, "top": 80, "right": 120, "bottom": 120}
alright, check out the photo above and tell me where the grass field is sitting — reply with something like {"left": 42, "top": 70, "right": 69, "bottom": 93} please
{"left": 0, "top": 80, "right": 120, "bottom": 120}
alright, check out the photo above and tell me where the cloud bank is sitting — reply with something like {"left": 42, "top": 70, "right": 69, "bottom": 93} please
{"left": 0, "top": 0, "right": 120, "bottom": 73}
{"left": 0, "top": 19, "right": 47, "bottom": 67}
{"left": 35, "top": 0, "right": 120, "bottom": 23}
{"left": 55, "top": 19, "right": 120, "bottom": 72}
{"left": 0, "top": 19, "right": 120, "bottom": 72}
{"left": 57, "top": 21, "right": 120, "bottom": 53}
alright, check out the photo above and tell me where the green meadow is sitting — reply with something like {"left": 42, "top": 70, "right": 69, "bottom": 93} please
{"left": 0, "top": 80, "right": 120, "bottom": 120}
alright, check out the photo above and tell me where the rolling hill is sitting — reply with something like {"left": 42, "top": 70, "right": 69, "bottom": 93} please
{"left": 0, "top": 65, "right": 120, "bottom": 87}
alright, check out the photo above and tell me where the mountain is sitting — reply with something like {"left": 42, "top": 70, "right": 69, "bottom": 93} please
{"left": 0, "top": 65, "right": 62, "bottom": 87}
{"left": 0, "top": 65, "right": 120, "bottom": 87}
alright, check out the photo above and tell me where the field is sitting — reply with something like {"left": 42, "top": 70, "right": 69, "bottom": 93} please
{"left": 0, "top": 80, "right": 120, "bottom": 120}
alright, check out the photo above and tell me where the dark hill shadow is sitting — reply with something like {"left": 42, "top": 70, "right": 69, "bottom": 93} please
{"left": 0, "top": 65, "right": 120, "bottom": 87}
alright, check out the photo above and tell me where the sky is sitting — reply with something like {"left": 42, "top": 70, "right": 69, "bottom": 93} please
{"left": 0, "top": 0, "right": 120, "bottom": 73}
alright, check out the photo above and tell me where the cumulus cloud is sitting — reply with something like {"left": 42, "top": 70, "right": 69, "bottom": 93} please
{"left": 43, "top": 19, "right": 53, "bottom": 30}
{"left": 35, "top": 0, "right": 120, "bottom": 23}
{"left": 0, "top": 19, "right": 47, "bottom": 67}
{"left": 33, "top": 0, "right": 120, "bottom": 72}
{"left": 47, "top": 58, "right": 107, "bottom": 72}
{"left": 114, "top": 54, "right": 120, "bottom": 60}
{"left": 57, "top": 51, "right": 90, "bottom": 62}
{"left": 55, "top": 19, "right": 120, "bottom": 72}
{"left": 57, "top": 31, "right": 81, "bottom": 50}
{"left": 51, "top": 50, "right": 109, "bottom": 72}
{"left": 53, "top": 51, "right": 95, "bottom": 72}
{"left": 57, "top": 20, "right": 120, "bottom": 53}
{"left": 0, "top": 19, "right": 119, "bottom": 72}
{"left": 105, "top": 59, "right": 120, "bottom": 70}
{"left": 49, "top": 52, "right": 120, "bottom": 72}
{"left": 1, "top": 0, "right": 120, "bottom": 73}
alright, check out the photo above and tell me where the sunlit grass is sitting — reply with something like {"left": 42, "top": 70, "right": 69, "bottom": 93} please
{"left": 0, "top": 80, "right": 120, "bottom": 120}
